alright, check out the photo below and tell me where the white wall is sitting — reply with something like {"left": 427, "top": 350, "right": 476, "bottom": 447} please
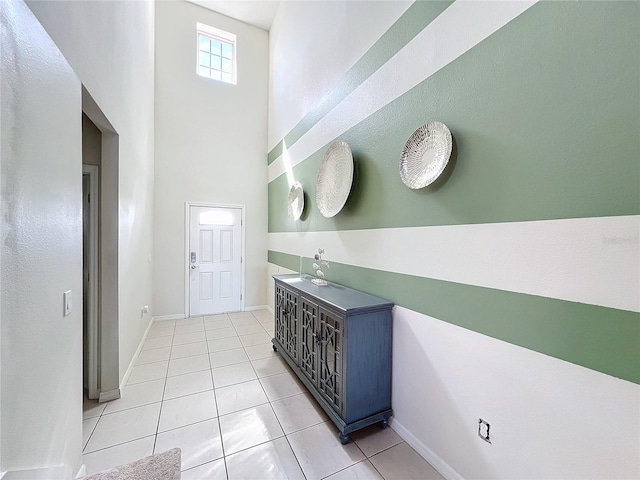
{"left": 154, "top": 1, "right": 269, "bottom": 317}
{"left": 26, "top": 0, "right": 156, "bottom": 383}
{"left": 391, "top": 307, "right": 639, "bottom": 480}
{"left": 1, "top": 1, "right": 82, "bottom": 475}
{"left": 268, "top": 0, "right": 412, "bottom": 149}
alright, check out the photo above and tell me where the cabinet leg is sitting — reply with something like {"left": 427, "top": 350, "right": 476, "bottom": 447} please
{"left": 272, "top": 344, "right": 278, "bottom": 352}
{"left": 380, "top": 419, "right": 388, "bottom": 429}
{"left": 339, "top": 433, "right": 349, "bottom": 445}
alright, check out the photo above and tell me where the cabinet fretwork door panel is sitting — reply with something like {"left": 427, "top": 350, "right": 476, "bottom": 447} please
{"left": 300, "top": 297, "right": 318, "bottom": 384}
{"left": 275, "top": 284, "right": 287, "bottom": 346}
{"left": 318, "top": 307, "right": 343, "bottom": 413}
{"left": 284, "top": 290, "right": 299, "bottom": 361}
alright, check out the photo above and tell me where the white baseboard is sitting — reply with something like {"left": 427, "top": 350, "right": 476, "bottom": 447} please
{"left": 245, "top": 305, "right": 269, "bottom": 312}
{"left": 98, "top": 388, "right": 120, "bottom": 403}
{"left": 119, "top": 317, "right": 155, "bottom": 393}
{"left": 153, "top": 314, "right": 186, "bottom": 321}
{"left": 154, "top": 310, "right": 270, "bottom": 319}
{"left": 266, "top": 305, "right": 274, "bottom": 315}
{"left": 75, "top": 465, "right": 86, "bottom": 479}
{"left": 390, "top": 419, "right": 464, "bottom": 480}
{"left": 0, "top": 466, "right": 71, "bottom": 479}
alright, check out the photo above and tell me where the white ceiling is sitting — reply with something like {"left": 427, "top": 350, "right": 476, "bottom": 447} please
{"left": 186, "top": 0, "right": 281, "bottom": 31}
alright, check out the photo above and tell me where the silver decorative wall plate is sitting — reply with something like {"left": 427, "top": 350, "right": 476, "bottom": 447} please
{"left": 316, "top": 141, "right": 354, "bottom": 218}
{"left": 400, "top": 121, "right": 452, "bottom": 189}
{"left": 288, "top": 181, "right": 304, "bottom": 221}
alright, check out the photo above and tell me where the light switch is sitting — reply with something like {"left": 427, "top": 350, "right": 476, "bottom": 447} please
{"left": 63, "top": 290, "right": 72, "bottom": 316}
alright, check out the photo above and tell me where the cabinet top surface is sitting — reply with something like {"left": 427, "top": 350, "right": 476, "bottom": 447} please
{"left": 273, "top": 274, "right": 393, "bottom": 314}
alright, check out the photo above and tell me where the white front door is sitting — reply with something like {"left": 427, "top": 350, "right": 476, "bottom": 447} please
{"left": 189, "top": 205, "right": 243, "bottom": 316}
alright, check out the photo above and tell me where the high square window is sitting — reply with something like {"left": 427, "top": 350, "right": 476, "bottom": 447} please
{"left": 197, "top": 22, "right": 236, "bottom": 85}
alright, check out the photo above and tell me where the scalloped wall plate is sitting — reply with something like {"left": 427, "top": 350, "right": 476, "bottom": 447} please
{"left": 316, "top": 141, "right": 354, "bottom": 218}
{"left": 400, "top": 122, "right": 452, "bottom": 189}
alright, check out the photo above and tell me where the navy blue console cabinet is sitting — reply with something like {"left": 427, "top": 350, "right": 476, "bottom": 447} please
{"left": 272, "top": 274, "right": 394, "bottom": 444}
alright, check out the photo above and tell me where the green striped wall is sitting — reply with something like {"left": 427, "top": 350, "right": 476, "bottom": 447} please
{"left": 269, "top": 1, "right": 639, "bottom": 233}
{"left": 268, "top": 250, "right": 640, "bottom": 384}
{"left": 268, "top": 2, "right": 640, "bottom": 384}
{"left": 267, "top": 0, "right": 453, "bottom": 165}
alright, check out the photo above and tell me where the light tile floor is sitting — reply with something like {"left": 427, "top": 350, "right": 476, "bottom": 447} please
{"left": 83, "top": 310, "right": 444, "bottom": 480}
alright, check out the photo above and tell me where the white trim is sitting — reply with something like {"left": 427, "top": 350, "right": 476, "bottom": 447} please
{"left": 390, "top": 419, "right": 464, "bottom": 480}
{"left": 153, "top": 314, "right": 187, "bottom": 322}
{"left": 118, "top": 317, "right": 155, "bottom": 393}
{"left": 197, "top": 22, "right": 236, "bottom": 45}
{"left": 245, "top": 305, "right": 270, "bottom": 312}
{"left": 184, "top": 203, "right": 190, "bottom": 318}
{"left": 268, "top": 0, "right": 537, "bottom": 183}
{"left": 269, "top": 215, "right": 640, "bottom": 312}
{"left": 0, "top": 466, "right": 72, "bottom": 479}
{"left": 184, "top": 202, "right": 246, "bottom": 317}
{"left": 98, "top": 388, "right": 120, "bottom": 403}
{"left": 82, "top": 164, "right": 99, "bottom": 399}
{"left": 196, "top": 22, "right": 237, "bottom": 85}
{"left": 75, "top": 465, "right": 87, "bottom": 479}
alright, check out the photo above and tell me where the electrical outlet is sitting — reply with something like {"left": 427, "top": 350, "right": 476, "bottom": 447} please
{"left": 478, "top": 418, "right": 491, "bottom": 444}
{"left": 142, "top": 305, "right": 149, "bottom": 314}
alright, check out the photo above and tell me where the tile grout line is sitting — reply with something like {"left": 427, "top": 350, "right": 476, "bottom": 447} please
{"left": 214, "top": 310, "right": 299, "bottom": 476}
{"left": 164, "top": 315, "right": 224, "bottom": 472}
{"left": 367, "top": 439, "right": 406, "bottom": 459}
{"left": 129, "top": 315, "right": 238, "bottom": 475}
{"left": 206, "top": 313, "right": 229, "bottom": 480}
{"left": 82, "top": 413, "right": 101, "bottom": 454}
{"left": 268, "top": 393, "right": 309, "bottom": 480}
{"left": 152, "top": 318, "right": 175, "bottom": 456}
{"left": 249, "top": 311, "right": 310, "bottom": 480}
{"left": 83, "top": 435, "right": 157, "bottom": 457}
{"left": 82, "top": 377, "right": 110, "bottom": 455}
{"left": 318, "top": 460, "right": 357, "bottom": 480}
{"left": 89, "top": 310, "right": 412, "bottom": 478}
{"left": 264, "top": 309, "right": 380, "bottom": 478}
{"left": 98, "top": 399, "right": 164, "bottom": 417}
{"left": 83, "top": 320, "right": 176, "bottom": 469}
{"left": 366, "top": 443, "right": 401, "bottom": 480}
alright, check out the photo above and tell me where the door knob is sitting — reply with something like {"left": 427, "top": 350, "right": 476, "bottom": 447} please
{"left": 191, "top": 265, "right": 197, "bottom": 269}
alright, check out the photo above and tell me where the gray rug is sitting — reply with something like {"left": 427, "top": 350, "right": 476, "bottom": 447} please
{"left": 84, "top": 448, "right": 181, "bottom": 480}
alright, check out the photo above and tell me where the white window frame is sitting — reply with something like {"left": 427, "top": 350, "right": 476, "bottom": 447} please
{"left": 197, "top": 22, "right": 237, "bottom": 85}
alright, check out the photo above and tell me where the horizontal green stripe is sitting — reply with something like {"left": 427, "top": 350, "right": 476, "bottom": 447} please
{"left": 267, "top": 0, "right": 454, "bottom": 165}
{"left": 268, "top": 250, "right": 301, "bottom": 272}
{"left": 269, "top": 250, "right": 640, "bottom": 384}
{"left": 269, "top": 1, "right": 640, "bottom": 232}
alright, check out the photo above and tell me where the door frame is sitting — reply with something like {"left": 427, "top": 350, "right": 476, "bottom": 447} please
{"left": 82, "top": 164, "right": 100, "bottom": 399}
{"left": 184, "top": 202, "right": 246, "bottom": 318}
{"left": 83, "top": 87, "right": 120, "bottom": 403}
